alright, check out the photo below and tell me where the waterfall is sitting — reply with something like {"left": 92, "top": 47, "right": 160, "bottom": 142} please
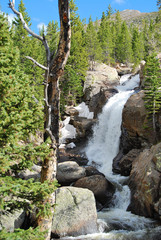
{"left": 59, "top": 74, "right": 161, "bottom": 240}
{"left": 85, "top": 74, "right": 140, "bottom": 178}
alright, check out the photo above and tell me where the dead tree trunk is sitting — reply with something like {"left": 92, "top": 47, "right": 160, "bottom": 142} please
{"left": 9, "top": 0, "right": 71, "bottom": 239}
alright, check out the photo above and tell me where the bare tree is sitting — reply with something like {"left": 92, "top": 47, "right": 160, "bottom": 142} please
{"left": 9, "top": 0, "right": 71, "bottom": 239}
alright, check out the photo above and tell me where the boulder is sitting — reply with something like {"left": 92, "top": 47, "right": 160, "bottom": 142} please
{"left": 70, "top": 116, "right": 96, "bottom": 141}
{"left": 59, "top": 150, "right": 88, "bottom": 166}
{"left": 0, "top": 209, "right": 25, "bottom": 232}
{"left": 57, "top": 161, "right": 86, "bottom": 184}
{"left": 84, "top": 62, "right": 119, "bottom": 117}
{"left": 18, "top": 164, "right": 41, "bottom": 180}
{"left": 121, "top": 91, "right": 161, "bottom": 153}
{"left": 74, "top": 175, "right": 115, "bottom": 206}
{"left": 119, "top": 149, "right": 142, "bottom": 176}
{"left": 128, "top": 143, "right": 161, "bottom": 220}
{"left": 64, "top": 106, "right": 79, "bottom": 117}
{"left": 51, "top": 186, "right": 97, "bottom": 237}
{"left": 85, "top": 166, "right": 105, "bottom": 177}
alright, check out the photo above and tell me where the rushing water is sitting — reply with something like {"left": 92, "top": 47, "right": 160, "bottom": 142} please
{"left": 60, "top": 74, "right": 161, "bottom": 240}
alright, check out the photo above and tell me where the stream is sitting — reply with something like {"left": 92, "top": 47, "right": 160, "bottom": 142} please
{"left": 60, "top": 74, "right": 161, "bottom": 240}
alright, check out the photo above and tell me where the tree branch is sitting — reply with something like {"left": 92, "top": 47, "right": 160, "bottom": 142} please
{"left": 9, "top": 0, "right": 51, "bottom": 62}
{"left": 9, "top": 0, "right": 43, "bottom": 41}
{"left": 25, "top": 56, "right": 49, "bottom": 70}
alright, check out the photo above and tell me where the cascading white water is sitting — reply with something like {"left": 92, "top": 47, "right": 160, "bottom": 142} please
{"left": 85, "top": 74, "right": 140, "bottom": 179}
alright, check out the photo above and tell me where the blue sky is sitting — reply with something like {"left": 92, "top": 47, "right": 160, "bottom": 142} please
{"left": 0, "top": 0, "right": 159, "bottom": 33}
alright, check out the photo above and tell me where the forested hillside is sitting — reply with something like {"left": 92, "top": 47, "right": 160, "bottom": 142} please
{"left": 2, "top": 0, "right": 161, "bottom": 108}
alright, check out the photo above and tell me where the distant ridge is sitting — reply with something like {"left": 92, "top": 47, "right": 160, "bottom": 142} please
{"left": 96, "top": 9, "right": 158, "bottom": 26}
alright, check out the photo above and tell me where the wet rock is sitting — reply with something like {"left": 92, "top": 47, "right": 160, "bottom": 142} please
{"left": 85, "top": 166, "right": 105, "bottom": 177}
{"left": 74, "top": 175, "right": 115, "bottom": 206}
{"left": 51, "top": 186, "right": 97, "bottom": 237}
{"left": 128, "top": 142, "right": 161, "bottom": 220}
{"left": 57, "top": 161, "right": 86, "bottom": 184}
{"left": 113, "top": 151, "right": 124, "bottom": 174}
{"left": 70, "top": 116, "right": 96, "bottom": 141}
{"left": 119, "top": 149, "right": 142, "bottom": 176}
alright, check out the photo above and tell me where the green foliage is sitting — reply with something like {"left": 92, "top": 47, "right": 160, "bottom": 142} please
{"left": 60, "top": 0, "right": 88, "bottom": 109}
{"left": 12, "top": 0, "right": 44, "bottom": 99}
{"left": 0, "top": 227, "right": 46, "bottom": 240}
{"left": 143, "top": 53, "right": 161, "bottom": 131}
{"left": 117, "top": 21, "right": 133, "bottom": 63}
{"left": 0, "top": 176, "right": 58, "bottom": 215}
{"left": 98, "top": 12, "right": 114, "bottom": 64}
{"left": 0, "top": 13, "right": 58, "bottom": 239}
{"left": 157, "top": 0, "right": 161, "bottom": 9}
{"left": 46, "top": 20, "right": 59, "bottom": 53}
{"left": 85, "top": 16, "right": 102, "bottom": 68}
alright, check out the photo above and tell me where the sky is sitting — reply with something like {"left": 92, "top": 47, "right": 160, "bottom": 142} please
{"left": 0, "top": 0, "right": 159, "bottom": 34}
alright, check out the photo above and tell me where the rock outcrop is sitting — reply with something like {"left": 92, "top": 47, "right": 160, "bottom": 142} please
{"left": 121, "top": 91, "right": 160, "bottom": 153}
{"left": 51, "top": 187, "right": 97, "bottom": 237}
{"left": 128, "top": 143, "right": 161, "bottom": 220}
{"left": 84, "top": 62, "right": 119, "bottom": 117}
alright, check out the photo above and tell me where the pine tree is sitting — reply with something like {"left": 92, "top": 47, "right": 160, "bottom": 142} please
{"left": 0, "top": 12, "right": 56, "bottom": 239}
{"left": 117, "top": 21, "right": 133, "bottom": 64}
{"left": 157, "top": 0, "right": 161, "bottom": 9}
{"left": 13, "top": 0, "right": 32, "bottom": 67}
{"left": 46, "top": 20, "right": 59, "bottom": 53}
{"left": 98, "top": 12, "right": 114, "bottom": 64}
{"left": 13, "top": 0, "right": 44, "bottom": 95}
{"left": 114, "top": 10, "right": 122, "bottom": 62}
{"left": 132, "top": 26, "right": 145, "bottom": 64}
{"left": 106, "top": 4, "right": 113, "bottom": 19}
{"left": 60, "top": 0, "right": 88, "bottom": 108}
{"left": 143, "top": 53, "right": 161, "bottom": 135}
{"left": 85, "top": 16, "right": 101, "bottom": 69}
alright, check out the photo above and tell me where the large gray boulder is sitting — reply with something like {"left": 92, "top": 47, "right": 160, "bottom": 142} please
{"left": 57, "top": 161, "right": 86, "bottom": 184}
{"left": 84, "top": 62, "right": 119, "bottom": 117}
{"left": 52, "top": 186, "right": 97, "bottom": 237}
{"left": 0, "top": 209, "right": 25, "bottom": 232}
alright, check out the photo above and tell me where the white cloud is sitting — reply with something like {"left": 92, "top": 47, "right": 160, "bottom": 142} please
{"left": 37, "top": 22, "right": 47, "bottom": 32}
{"left": 114, "top": 0, "right": 125, "bottom": 4}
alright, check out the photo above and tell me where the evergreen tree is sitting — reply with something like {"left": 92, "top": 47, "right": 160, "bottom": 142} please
{"left": 46, "top": 20, "right": 59, "bottom": 53}
{"left": 60, "top": 0, "right": 88, "bottom": 108}
{"left": 117, "top": 21, "right": 133, "bottom": 63}
{"left": 85, "top": 16, "right": 101, "bottom": 69}
{"left": 132, "top": 26, "right": 145, "bottom": 64}
{"left": 143, "top": 53, "right": 161, "bottom": 134}
{"left": 106, "top": 4, "right": 113, "bottom": 19}
{"left": 114, "top": 10, "right": 122, "bottom": 62}
{"left": 0, "top": 13, "right": 55, "bottom": 239}
{"left": 13, "top": 0, "right": 44, "bottom": 95}
{"left": 13, "top": 0, "right": 32, "bottom": 67}
{"left": 98, "top": 12, "right": 114, "bottom": 64}
{"left": 157, "top": 0, "right": 161, "bottom": 9}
